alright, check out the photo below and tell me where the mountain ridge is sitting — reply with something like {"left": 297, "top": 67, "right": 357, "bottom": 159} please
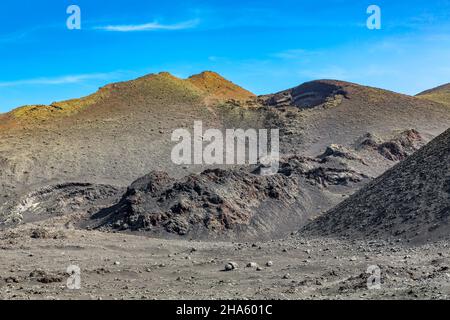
{"left": 0, "top": 71, "right": 255, "bottom": 128}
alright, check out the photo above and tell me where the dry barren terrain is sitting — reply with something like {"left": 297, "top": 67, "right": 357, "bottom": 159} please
{"left": 1, "top": 73, "right": 449, "bottom": 300}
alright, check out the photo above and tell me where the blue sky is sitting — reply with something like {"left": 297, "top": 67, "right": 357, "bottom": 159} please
{"left": 1, "top": 0, "right": 450, "bottom": 112}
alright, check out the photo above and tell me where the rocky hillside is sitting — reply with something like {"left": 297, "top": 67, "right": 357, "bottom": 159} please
{"left": 79, "top": 155, "right": 369, "bottom": 240}
{"left": 302, "top": 128, "right": 450, "bottom": 243}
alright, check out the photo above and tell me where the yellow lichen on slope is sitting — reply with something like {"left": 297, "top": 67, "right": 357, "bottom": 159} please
{"left": 6, "top": 71, "right": 255, "bottom": 124}
{"left": 10, "top": 86, "right": 112, "bottom": 122}
{"left": 418, "top": 92, "right": 450, "bottom": 107}
{"left": 417, "top": 84, "right": 450, "bottom": 107}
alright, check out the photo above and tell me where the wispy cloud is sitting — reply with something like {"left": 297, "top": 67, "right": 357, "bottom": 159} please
{"left": 0, "top": 25, "right": 53, "bottom": 44}
{"left": 96, "top": 19, "right": 199, "bottom": 32}
{"left": 0, "top": 72, "right": 123, "bottom": 87}
{"left": 0, "top": 31, "right": 29, "bottom": 44}
{"left": 271, "top": 49, "right": 321, "bottom": 60}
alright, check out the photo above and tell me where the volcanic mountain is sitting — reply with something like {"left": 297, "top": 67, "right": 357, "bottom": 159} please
{"left": 0, "top": 72, "right": 258, "bottom": 199}
{"left": 261, "top": 80, "right": 450, "bottom": 157}
{"left": 1, "top": 73, "right": 449, "bottom": 238}
{"left": 302, "top": 128, "right": 450, "bottom": 243}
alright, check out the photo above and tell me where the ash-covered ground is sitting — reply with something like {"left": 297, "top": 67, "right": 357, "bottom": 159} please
{"left": 1, "top": 216, "right": 449, "bottom": 300}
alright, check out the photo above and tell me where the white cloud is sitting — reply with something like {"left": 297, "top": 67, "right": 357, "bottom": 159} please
{"left": 0, "top": 31, "right": 29, "bottom": 43}
{"left": 0, "top": 72, "right": 122, "bottom": 87}
{"left": 271, "top": 49, "right": 309, "bottom": 59}
{"left": 270, "top": 49, "right": 324, "bottom": 61}
{"left": 96, "top": 19, "right": 199, "bottom": 32}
